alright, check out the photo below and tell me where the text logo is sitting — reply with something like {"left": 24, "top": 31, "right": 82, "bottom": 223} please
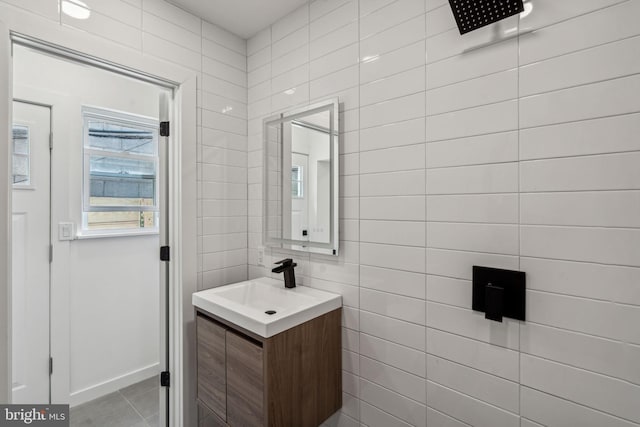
{"left": 0, "top": 405, "right": 69, "bottom": 426}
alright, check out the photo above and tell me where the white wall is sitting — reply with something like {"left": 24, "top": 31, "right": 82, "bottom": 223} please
{"left": 247, "top": 1, "right": 640, "bottom": 426}
{"left": 1, "top": 0, "right": 247, "bottom": 423}
{"left": 68, "top": 237, "right": 160, "bottom": 402}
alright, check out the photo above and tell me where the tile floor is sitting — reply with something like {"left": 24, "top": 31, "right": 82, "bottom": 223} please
{"left": 70, "top": 376, "right": 160, "bottom": 427}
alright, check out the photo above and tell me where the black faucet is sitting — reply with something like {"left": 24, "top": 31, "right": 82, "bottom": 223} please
{"left": 271, "top": 258, "right": 297, "bottom": 288}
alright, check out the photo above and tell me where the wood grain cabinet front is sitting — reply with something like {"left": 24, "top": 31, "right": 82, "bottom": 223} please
{"left": 196, "top": 308, "right": 342, "bottom": 427}
{"left": 196, "top": 315, "right": 227, "bottom": 421}
{"left": 226, "top": 331, "right": 264, "bottom": 426}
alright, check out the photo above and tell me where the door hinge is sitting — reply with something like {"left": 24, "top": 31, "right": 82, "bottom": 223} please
{"left": 49, "top": 132, "right": 53, "bottom": 150}
{"left": 49, "top": 357, "right": 53, "bottom": 375}
{"left": 160, "top": 246, "right": 170, "bottom": 262}
{"left": 160, "top": 371, "right": 170, "bottom": 387}
{"left": 160, "top": 121, "right": 170, "bottom": 137}
{"left": 49, "top": 244, "right": 53, "bottom": 263}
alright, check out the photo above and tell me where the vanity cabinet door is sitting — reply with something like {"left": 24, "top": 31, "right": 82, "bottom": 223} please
{"left": 198, "top": 402, "right": 228, "bottom": 427}
{"left": 197, "top": 315, "right": 227, "bottom": 421}
{"left": 226, "top": 331, "right": 264, "bottom": 426}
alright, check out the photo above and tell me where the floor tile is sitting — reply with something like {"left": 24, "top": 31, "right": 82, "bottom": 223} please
{"left": 126, "top": 388, "right": 160, "bottom": 419}
{"left": 120, "top": 377, "right": 158, "bottom": 400}
{"left": 69, "top": 377, "right": 161, "bottom": 427}
{"left": 70, "top": 392, "right": 145, "bottom": 427}
{"left": 144, "top": 413, "right": 159, "bottom": 427}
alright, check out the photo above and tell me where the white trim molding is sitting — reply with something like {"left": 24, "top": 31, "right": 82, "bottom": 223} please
{"left": 0, "top": 18, "right": 13, "bottom": 405}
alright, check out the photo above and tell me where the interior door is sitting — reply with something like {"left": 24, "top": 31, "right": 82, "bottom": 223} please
{"left": 11, "top": 100, "right": 51, "bottom": 404}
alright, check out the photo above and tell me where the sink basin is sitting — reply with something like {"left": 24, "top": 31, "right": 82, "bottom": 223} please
{"left": 192, "top": 277, "right": 342, "bottom": 338}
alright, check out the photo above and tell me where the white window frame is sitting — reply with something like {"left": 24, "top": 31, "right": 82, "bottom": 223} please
{"left": 81, "top": 105, "right": 160, "bottom": 236}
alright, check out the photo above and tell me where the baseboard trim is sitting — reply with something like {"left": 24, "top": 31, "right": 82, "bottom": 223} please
{"left": 69, "top": 363, "right": 159, "bottom": 407}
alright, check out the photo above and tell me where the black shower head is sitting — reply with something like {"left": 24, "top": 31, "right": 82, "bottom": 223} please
{"left": 448, "top": 0, "right": 524, "bottom": 35}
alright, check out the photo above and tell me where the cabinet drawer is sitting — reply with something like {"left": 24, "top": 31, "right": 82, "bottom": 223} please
{"left": 226, "top": 331, "right": 264, "bottom": 426}
{"left": 197, "top": 315, "right": 227, "bottom": 421}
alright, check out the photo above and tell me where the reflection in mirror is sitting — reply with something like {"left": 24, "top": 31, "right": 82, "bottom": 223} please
{"left": 263, "top": 99, "right": 339, "bottom": 256}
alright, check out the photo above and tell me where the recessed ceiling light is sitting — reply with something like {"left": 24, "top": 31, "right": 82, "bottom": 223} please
{"left": 62, "top": 0, "right": 91, "bottom": 20}
{"left": 284, "top": 88, "right": 296, "bottom": 95}
{"left": 520, "top": 2, "right": 533, "bottom": 18}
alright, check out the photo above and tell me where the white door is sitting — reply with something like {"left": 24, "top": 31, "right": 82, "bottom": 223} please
{"left": 11, "top": 100, "right": 51, "bottom": 404}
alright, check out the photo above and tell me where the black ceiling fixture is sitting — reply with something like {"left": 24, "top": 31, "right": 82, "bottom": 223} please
{"left": 448, "top": 0, "right": 524, "bottom": 34}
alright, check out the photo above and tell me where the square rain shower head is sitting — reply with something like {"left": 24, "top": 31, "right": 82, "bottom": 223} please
{"left": 448, "top": 0, "right": 524, "bottom": 34}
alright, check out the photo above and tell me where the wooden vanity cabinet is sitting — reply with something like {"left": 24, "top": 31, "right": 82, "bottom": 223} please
{"left": 196, "top": 308, "right": 342, "bottom": 427}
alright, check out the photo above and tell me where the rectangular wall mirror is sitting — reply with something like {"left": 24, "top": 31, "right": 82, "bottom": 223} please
{"left": 263, "top": 99, "right": 339, "bottom": 256}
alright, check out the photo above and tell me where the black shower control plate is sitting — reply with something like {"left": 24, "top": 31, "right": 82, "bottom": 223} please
{"left": 472, "top": 266, "right": 525, "bottom": 322}
{"left": 448, "top": 0, "right": 524, "bottom": 34}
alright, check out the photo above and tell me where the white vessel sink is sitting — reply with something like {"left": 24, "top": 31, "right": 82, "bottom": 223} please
{"left": 192, "top": 277, "right": 342, "bottom": 338}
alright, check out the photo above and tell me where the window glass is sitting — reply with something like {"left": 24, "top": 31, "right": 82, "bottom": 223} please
{"left": 87, "top": 121, "right": 156, "bottom": 155}
{"left": 82, "top": 108, "right": 159, "bottom": 233}
{"left": 12, "top": 125, "right": 30, "bottom": 186}
{"left": 291, "top": 165, "right": 303, "bottom": 198}
{"left": 88, "top": 155, "right": 156, "bottom": 208}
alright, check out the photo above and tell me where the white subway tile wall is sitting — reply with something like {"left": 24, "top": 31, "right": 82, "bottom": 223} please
{"left": 247, "top": 0, "right": 640, "bottom": 426}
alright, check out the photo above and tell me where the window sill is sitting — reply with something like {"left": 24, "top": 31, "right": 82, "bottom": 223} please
{"left": 76, "top": 229, "right": 159, "bottom": 240}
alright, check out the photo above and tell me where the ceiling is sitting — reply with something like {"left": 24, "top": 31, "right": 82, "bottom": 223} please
{"left": 168, "top": 0, "right": 310, "bottom": 39}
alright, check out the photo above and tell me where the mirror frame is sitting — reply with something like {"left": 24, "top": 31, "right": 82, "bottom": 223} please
{"left": 262, "top": 98, "right": 339, "bottom": 256}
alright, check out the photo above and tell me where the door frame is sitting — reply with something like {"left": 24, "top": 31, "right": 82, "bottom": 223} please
{"left": 13, "top": 48, "right": 171, "bottom": 407}
{"left": 0, "top": 8, "right": 198, "bottom": 426}
{"left": 0, "top": 19, "right": 13, "bottom": 406}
